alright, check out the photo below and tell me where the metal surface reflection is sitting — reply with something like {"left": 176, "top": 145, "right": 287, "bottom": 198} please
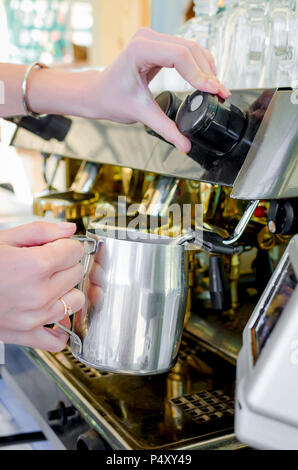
{"left": 9, "top": 89, "right": 277, "bottom": 188}
{"left": 70, "top": 230, "right": 189, "bottom": 375}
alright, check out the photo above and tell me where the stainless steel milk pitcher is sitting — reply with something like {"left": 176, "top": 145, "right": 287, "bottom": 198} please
{"left": 55, "top": 230, "right": 190, "bottom": 375}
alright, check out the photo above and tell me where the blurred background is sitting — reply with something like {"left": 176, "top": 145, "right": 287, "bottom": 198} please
{"left": 1, "top": 0, "right": 297, "bottom": 89}
{"left": 0, "top": 0, "right": 189, "bottom": 66}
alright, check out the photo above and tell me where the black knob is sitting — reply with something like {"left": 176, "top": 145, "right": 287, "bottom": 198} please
{"left": 209, "top": 255, "right": 231, "bottom": 311}
{"left": 268, "top": 199, "right": 298, "bottom": 235}
{"left": 144, "top": 91, "right": 182, "bottom": 140}
{"left": 176, "top": 91, "right": 247, "bottom": 156}
{"left": 155, "top": 91, "right": 182, "bottom": 120}
{"left": 77, "top": 430, "right": 111, "bottom": 451}
{"left": 47, "top": 401, "right": 78, "bottom": 427}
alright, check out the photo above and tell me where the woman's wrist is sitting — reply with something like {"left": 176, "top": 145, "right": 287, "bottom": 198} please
{"left": 0, "top": 62, "right": 108, "bottom": 121}
{"left": 27, "top": 67, "right": 105, "bottom": 119}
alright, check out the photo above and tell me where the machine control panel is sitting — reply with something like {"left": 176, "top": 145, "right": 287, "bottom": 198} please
{"left": 235, "top": 235, "right": 298, "bottom": 449}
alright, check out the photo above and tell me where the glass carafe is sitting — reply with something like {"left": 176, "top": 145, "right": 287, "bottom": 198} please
{"left": 178, "top": 0, "right": 237, "bottom": 83}
{"left": 222, "top": 0, "right": 270, "bottom": 89}
{"left": 265, "top": 0, "right": 298, "bottom": 88}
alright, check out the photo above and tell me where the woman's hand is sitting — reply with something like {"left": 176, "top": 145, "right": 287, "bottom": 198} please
{"left": 0, "top": 221, "right": 85, "bottom": 352}
{"left": 82, "top": 28, "right": 231, "bottom": 152}
{"left": 1, "top": 28, "right": 230, "bottom": 152}
{"left": 1, "top": 27, "right": 230, "bottom": 150}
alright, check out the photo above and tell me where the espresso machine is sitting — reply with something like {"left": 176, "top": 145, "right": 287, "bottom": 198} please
{"left": 0, "top": 86, "right": 297, "bottom": 450}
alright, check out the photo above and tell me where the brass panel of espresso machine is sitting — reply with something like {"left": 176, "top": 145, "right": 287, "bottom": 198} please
{"left": 2, "top": 87, "right": 297, "bottom": 449}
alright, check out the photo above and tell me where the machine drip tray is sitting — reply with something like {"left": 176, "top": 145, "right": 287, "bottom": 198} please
{"left": 17, "top": 331, "right": 246, "bottom": 450}
{"left": 170, "top": 390, "right": 234, "bottom": 427}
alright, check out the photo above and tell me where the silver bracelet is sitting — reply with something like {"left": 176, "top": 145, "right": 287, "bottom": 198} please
{"left": 22, "top": 61, "right": 49, "bottom": 118}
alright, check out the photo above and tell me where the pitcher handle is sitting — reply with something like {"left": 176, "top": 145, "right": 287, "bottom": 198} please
{"left": 54, "top": 321, "right": 83, "bottom": 355}
{"left": 54, "top": 234, "right": 103, "bottom": 356}
{"left": 71, "top": 235, "right": 101, "bottom": 275}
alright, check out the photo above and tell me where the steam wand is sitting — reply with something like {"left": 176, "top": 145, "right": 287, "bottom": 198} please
{"left": 222, "top": 200, "right": 260, "bottom": 245}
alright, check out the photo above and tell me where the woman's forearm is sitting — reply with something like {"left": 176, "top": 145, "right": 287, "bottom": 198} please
{"left": 0, "top": 63, "right": 101, "bottom": 118}
{"left": 0, "top": 63, "right": 27, "bottom": 117}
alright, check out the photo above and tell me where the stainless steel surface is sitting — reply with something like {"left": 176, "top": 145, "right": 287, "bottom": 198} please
{"left": 179, "top": 434, "right": 246, "bottom": 450}
{"left": 232, "top": 89, "right": 298, "bottom": 200}
{"left": 2, "top": 333, "right": 243, "bottom": 450}
{"left": 8, "top": 89, "right": 268, "bottom": 187}
{"left": 171, "top": 232, "right": 196, "bottom": 246}
{"left": 185, "top": 313, "right": 242, "bottom": 364}
{"left": 54, "top": 234, "right": 101, "bottom": 354}
{"left": 70, "top": 161, "right": 101, "bottom": 194}
{"left": 185, "top": 294, "right": 257, "bottom": 365}
{"left": 33, "top": 160, "right": 101, "bottom": 219}
{"left": 69, "top": 230, "right": 189, "bottom": 374}
{"left": 1, "top": 345, "right": 91, "bottom": 450}
{"left": 223, "top": 200, "right": 260, "bottom": 245}
{"left": 139, "top": 176, "right": 180, "bottom": 216}
{"left": 54, "top": 321, "right": 82, "bottom": 355}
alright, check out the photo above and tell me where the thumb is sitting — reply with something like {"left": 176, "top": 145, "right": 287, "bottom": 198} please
{"left": 0, "top": 221, "right": 77, "bottom": 247}
{"left": 141, "top": 99, "right": 191, "bottom": 153}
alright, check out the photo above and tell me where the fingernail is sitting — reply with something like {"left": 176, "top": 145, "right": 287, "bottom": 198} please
{"left": 56, "top": 222, "right": 76, "bottom": 230}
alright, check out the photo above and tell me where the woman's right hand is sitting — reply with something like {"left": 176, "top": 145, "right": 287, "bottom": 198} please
{"left": 0, "top": 221, "right": 85, "bottom": 352}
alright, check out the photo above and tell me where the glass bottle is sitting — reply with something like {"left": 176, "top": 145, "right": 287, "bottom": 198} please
{"left": 265, "top": 0, "right": 298, "bottom": 88}
{"left": 222, "top": 0, "right": 297, "bottom": 89}
{"left": 221, "top": 0, "right": 270, "bottom": 89}
{"left": 178, "top": 1, "right": 237, "bottom": 84}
